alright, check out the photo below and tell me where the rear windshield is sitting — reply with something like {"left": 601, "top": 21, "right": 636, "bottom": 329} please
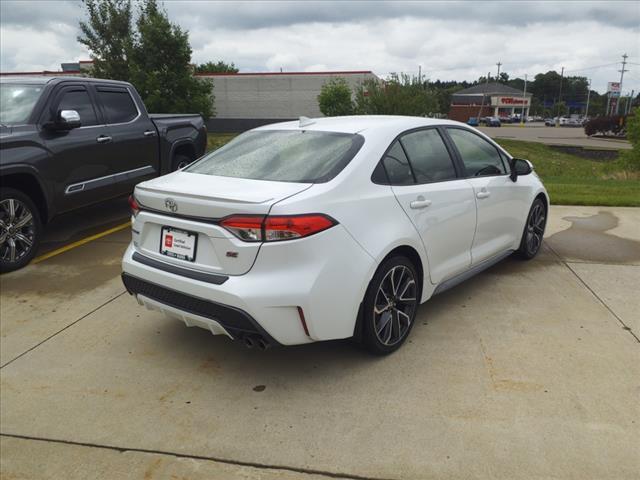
{"left": 186, "top": 130, "right": 364, "bottom": 183}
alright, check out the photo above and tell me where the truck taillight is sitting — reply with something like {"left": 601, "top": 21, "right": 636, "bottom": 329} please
{"left": 128, "top": 194, "right": 140, "bottom": 217}
{"left": 220, "top": 214, "right": 337, "bottom": 242}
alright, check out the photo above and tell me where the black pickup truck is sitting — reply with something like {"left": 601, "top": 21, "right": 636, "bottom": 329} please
{"left": 0, "top": 76, "right": 207, "bottom": 272}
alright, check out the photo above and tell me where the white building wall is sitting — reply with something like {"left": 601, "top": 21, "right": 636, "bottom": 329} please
{"left": 200, "top": 72, "right": 378, "bottom": 119}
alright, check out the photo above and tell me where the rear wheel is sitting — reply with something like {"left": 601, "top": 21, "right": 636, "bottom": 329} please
{"left": 361, "top": 256, "right": 419, "bottom": 355}
{"left": 0, "top": 188, "right": 42, "bottom": 273}
{"left": 517, "top": 198, "right": 546, "bottom": 260}
{"left": 171, "top": 153, "right": 193, "bottom": 171}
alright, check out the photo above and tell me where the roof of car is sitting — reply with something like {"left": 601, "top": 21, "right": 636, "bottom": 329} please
{"left": 255, "top": 115, "right": 464, "bottom": 134}
{"left": 0, "top": 76, "right": 132, "bottom": 87}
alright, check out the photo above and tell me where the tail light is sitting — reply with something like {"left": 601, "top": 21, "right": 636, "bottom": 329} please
{"left": 220, "top": 214, "right": 337, "bottom": 242}
{"left": 128, "top": 194, "right": 140, "bottom": 217}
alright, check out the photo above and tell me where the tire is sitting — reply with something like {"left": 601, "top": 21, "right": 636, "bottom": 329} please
{"left": 171, "top": 153, "right": 193, "bottom": 171}
{"left": 516, "top": 197, "right": 547, "bottom": 260}
{"left": 0, "top": 188, "right": 42, "bottom": 273}
{"left": 361, "top": 256, "right": 420, "bottom": 355}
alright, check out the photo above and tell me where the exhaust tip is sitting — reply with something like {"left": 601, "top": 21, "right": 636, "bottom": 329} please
{"left": 257, "top": 337, "right": 271, "bottom": 351}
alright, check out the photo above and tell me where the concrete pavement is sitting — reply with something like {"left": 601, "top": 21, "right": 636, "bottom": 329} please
{"left": 1, "top": 206, "right": 639, "bottom": 480}
{"left": 478, "top": 124, "right": 631, "bottom": 150}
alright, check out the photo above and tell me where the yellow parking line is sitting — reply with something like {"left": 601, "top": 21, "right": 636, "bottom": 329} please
{"left": 33, "top": 221, "right": 131, "bottom": 264}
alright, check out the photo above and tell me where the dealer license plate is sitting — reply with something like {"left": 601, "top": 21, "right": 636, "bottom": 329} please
{"left": 160, "top": 227, "right": 197, "bottom": 262}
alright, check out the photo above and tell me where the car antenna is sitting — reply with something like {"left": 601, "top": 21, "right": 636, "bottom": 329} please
{"left": 299, "top": 116, "right": 315, "bottom": 128}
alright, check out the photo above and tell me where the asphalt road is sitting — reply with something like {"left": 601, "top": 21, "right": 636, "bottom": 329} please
{"left": 1, "top": 205, "right": 639, "bottom": 480}
{"left": 478, "top": 123, "right": 631, "bottom": 150}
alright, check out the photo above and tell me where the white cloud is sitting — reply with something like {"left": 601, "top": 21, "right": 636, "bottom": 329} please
{"left": 0, "top": 0, "right": 638, "bottom": 94}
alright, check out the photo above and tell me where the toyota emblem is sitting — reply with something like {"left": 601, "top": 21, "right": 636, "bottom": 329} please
{"left": 164, "top": 198, "right": 178, "bottom": 212}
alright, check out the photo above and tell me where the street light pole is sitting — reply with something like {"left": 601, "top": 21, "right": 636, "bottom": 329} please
{"left": 585, "top": 78, "right": 591, "bottom": 119}
{"left": 520, "top": 74, "right": 527, "bottom": 126}
{"left": 556, "top": 66, "right": 564, "bottom": 126}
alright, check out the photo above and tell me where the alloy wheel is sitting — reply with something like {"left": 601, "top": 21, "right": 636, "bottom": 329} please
{"left": 0, "top": 198, "right": 36, "bottom": 264}
{"left": 526, "top": 203, "right": 545, "bottom": 255}
{"left": 373, "top": 265, "right": 417, "bottom": 346}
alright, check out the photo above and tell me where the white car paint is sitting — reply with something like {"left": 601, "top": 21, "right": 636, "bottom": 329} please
{"left": 122, "top": 115, "right": 548, "bottom": 350}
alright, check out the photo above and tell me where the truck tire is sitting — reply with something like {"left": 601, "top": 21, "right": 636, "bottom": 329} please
{"left": 171, "top": 153, "right": 193, "bottom": 171}
{"left": 0, "top": 188, "right": 42, "bottom": 273}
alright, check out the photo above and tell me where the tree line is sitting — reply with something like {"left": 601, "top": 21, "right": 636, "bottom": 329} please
{"left": 319, "top": 71, "right": 639, "bottom": 118}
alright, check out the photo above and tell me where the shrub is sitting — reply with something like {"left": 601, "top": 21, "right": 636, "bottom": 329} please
{"left": 584, "top": 115, "right": 626, "bottom": 137}
{"left": 317, "top": 78, "right": 355, "bottom": 117}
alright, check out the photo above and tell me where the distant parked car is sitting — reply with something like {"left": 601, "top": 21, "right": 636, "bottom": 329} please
{"left": 467, "top": 117, "right": 479, "bottom": 126}
{"left": 499, "top": 115, "right": 511, "bottom": 123}
{"left": 486, "top": 116, "right": 501, "bottom": 127}
{"left": 544, "top": 118, "right": 556, "bottom": 126}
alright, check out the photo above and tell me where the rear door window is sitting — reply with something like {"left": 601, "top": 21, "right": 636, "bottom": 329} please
{"left": 97, "top": 88, "right": 138, "bottom": 124}
{"left": 381, "top": 141, "right": 415, "bottom": 185}
{"left": 447, "top": 128, "right": 507, "bottom": 177}
{"left": 399, "top": 129, "right": 457, "bottom": 183}
{"left": 56, "top": 88, "right": 98, "bottom": 126}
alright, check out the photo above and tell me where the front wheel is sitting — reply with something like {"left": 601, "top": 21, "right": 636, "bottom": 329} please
{"left": 361, "top": 256, "right": 420, "bottom": 355}
{"left": 516, "top": 198, "right": 546, "bottom": 260}
{"left": 171, "top": 153, "right": 194, "bottom": 171}
{"left": 0, "top": 188, "right": 42, "bottom": 273}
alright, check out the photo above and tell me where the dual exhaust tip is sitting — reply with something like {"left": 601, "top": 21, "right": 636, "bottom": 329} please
{"left": 242, "top": 334, "right": 271, "bottom": 351}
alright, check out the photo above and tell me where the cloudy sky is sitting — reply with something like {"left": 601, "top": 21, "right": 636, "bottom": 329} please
{"left": 1, "top": 0, "right": 639, "bottom": 94}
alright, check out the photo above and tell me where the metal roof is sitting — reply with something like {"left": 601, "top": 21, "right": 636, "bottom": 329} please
{"left": 455, "top": 82, "right": 531, "bottom": 96}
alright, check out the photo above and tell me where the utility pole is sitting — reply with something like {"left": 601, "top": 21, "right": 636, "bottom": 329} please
{"left": 626, "top": 90, "right": 635, "bottom": 115}
{"left": 520, "top": 74, "right": 528, "bottom": 126}
{"left": 496, "top": 61, "right": 502, "bottom": 81}
{"left": 585, "top": 78, "right": 591, "bottom": 119}
{"left": 615, "top": 53, "right": 628, "bottom": 115}
{"left": 477, "top": 72, "right": 490, "bottom": 122}
{"left": 418, "top": 65, "right": 422, "bottom": 85}
{"left": 556, "top": 66, "right": 564, "bottom": 125}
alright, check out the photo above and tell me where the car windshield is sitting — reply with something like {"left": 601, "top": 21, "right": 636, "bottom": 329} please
{"left": 186, "top": 130, "right": 364, "bottom": 183}
{"left": 0, "top": 84, "right": 45, "bottom": 125}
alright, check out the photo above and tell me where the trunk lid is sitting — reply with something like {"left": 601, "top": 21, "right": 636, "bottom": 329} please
{"left": 132, "top": 171, "right": 311, "bottom": 275}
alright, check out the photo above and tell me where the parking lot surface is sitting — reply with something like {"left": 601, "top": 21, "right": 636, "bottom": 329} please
{"left": 1, "top": 205, "right": 639, "bottom": 480}
{"left": 478, "top": 123, "right": 631, "bottom": 150}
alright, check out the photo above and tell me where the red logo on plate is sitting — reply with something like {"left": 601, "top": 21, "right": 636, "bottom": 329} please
{"left": 165, "top": 235, "right": 173, "bottom": 248}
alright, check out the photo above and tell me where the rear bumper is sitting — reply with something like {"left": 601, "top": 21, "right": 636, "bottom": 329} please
{"left": 122, "top": 273, "right": 278, "bottom": 344}
{"left": 121, "top": 225, "right": 375, "bottom": 345}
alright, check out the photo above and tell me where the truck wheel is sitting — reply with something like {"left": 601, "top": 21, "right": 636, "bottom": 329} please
{"left": 171, "top": 154, "right": 193, "bottom": 171}
{"left": 0, "top": 188, "right": 42, "bottom": 273}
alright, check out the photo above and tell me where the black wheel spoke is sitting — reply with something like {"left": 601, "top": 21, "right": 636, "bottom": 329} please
{"left": 0, "top": 198, "right": 36, "bottom": 264}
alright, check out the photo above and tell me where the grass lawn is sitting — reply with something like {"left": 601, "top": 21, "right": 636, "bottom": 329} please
{"left": 207, "top": 133, "right": 639, "bottom": 207}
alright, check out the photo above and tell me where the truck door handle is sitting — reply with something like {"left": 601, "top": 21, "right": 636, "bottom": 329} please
{"left": 476, "top": 190, "right": 491, "bottom": 199}
{"left": 410, "top": 197, "right": 432, "bottom": 209}
{"left": 96, "top": 135, "right": 112, "bottom": 144}
{"left": 143, "top": 130, "right": 156, "bottom": 137}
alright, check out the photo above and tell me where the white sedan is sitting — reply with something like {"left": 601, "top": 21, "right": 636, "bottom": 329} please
{"left": 122, "top": 116, "right": 548, "bottom": 355}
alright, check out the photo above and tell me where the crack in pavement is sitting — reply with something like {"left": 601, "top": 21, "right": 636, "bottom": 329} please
{"left": 0, "top": 291, "right": 127, "bottom": 369}
{"left": 544, "top": 242, "right": 640, "bottom": 344}
{"left": 0, "top": 433, "right": 398, "bottom": 480}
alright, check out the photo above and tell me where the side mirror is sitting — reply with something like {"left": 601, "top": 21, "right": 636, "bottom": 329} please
{"left": 52, "top": 109, "right": 81, "bottom": 131}
{"left": 510, "top": 158, "right": 533, "bottom": 181}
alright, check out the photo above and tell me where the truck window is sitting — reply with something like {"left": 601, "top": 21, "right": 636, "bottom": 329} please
{"left": 97, "top": 89, "right": 138, "bottom": 124}
{"left": 57, "top": 89, "right": 98, "bottom": 127}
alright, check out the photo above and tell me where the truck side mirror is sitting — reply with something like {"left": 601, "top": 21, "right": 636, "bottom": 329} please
{"left": 54, "top": 109, "right": 81, "bottom": 130}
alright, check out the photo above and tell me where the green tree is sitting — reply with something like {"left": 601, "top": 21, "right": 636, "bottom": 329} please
{"left": 194, "top": 61, "right": 239, "bottom": 74}
{"left": 620, "top": 108, "right": 640, "bottom": 170}
{"left": 355, "top": 74, "right": 439, "bottom": 116}
{"left": 317, "top": 78, "right": 354, "bottom": 116}
{"left": 78, "top": 0, "right": 133, "bottom": 80}
{"left": 130, "top": 0, "right": 213, "bottom": 118}
{"left": 78, "top": 0, "right": 214, "bottom": 118}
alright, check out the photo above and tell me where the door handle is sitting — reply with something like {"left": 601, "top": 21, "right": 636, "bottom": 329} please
{"left": 410, "top": 198, "right": 432, "bottom": 209}
{"left": 143, "top": 130, "right": 156, "bottom": 137}
{"left": 476, "top": 190, "right": 491, "bottom": 199}
{"left": 96, "top": 135, "right": 112, "bottom": 144}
